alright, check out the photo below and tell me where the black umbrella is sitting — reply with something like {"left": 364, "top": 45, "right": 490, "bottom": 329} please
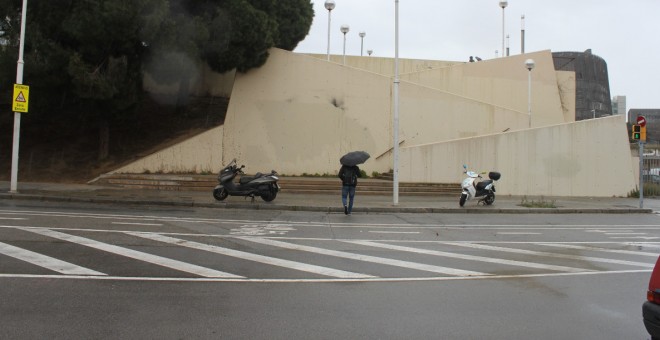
{"left": 340, "top": 151, "right": 370, "bottom": 166}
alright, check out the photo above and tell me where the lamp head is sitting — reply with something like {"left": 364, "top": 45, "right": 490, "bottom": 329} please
{"left": 324, "top": 0, "right": 335, "bottom": 11}
{"left": 499, "top": 0, "right": 508, "bottom": 8}
{"left": 340, "top": 25, "right": 350, "bottom": 34}
{"left": 359, "top": 31, "right": 366, "bottom": 38}
{"left": 525, "top": 58, "right": 535, "bottom": 71}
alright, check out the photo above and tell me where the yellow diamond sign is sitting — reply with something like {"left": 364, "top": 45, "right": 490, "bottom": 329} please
{"left": 12, "top": 84, "right": 29, "bottom": 113}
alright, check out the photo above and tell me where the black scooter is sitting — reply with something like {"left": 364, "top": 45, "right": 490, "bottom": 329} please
{"left": 212, "top": 159, "right": 280, "bottom": 202}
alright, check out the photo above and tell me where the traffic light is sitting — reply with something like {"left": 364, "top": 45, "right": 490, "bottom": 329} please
{"left": 632, "top": 124, "right": 641, "bottom": 140}
{"left": 641, "top": 125, "right": 647, "bottom": 141}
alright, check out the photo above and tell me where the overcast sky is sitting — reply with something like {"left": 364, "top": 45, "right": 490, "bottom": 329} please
{"left": 294, "top": 0, "right": 660, "bottom": 112}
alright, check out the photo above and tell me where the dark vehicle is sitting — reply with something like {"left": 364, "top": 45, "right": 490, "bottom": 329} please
{"left": 212, "top": 159, "right": 280, "bottom": 202}
{"left": 643, "top": 255, "right": 660, "bottom": 339}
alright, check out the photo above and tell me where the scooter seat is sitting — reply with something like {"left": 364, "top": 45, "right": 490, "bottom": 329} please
{"left": 475, "top": 180, "right": 491, "bottom": 191}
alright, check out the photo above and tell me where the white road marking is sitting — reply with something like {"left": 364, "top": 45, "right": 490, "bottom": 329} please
{"left": 610, "top": 236, "right": 660, "bottom": 240}
{"left": 368, "top": 231, "right": 420, "bottom": 234}
{"left": 112, "top": 222, "right": 163, "bottom": 226}
{"left": 497, "top": 232, "right": 542, "bottom": 235}
{"left": 0, "top": 217, "right": 27, "bottom": 220}
{"left": 236, "top": 237, "right": 488, "bottom": 277}
{"left": 20, "top": 228, "right": 243, "bottom": 278}
{"left": 538, "top": 243, "right": 659, "bottom": 257}
{"left": 344, "top": 240, "right": 590, "bottom": 273}
{"left": 127, "top": 232, "right": 374, "bottom": 279}
{"left": 605, "top": 233, "right": 647, "bottom": 235}
{"left": 444, "top": 242, "right": 655, "bottom": 268}
{"left": 0, "top": 269, "right": 650, "bottom": 283}
{"left": 0, "top": 241, "right": 106, "bottom": 276}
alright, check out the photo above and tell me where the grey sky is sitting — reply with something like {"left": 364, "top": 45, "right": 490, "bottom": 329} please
{"left": 294, "top": 0, "right": 660, "bottom": 112}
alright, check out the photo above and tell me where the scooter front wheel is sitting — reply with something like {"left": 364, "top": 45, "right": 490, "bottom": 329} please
{"left": 459, "top": 193, "right": 467, "bottom": 207}
{"left": 213, "top": 188, "right": 228, "bottom": 201}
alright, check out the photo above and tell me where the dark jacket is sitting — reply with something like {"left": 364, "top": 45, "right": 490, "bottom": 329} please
{"left": 338, "top": 165, "right": 361, "bottom": 187}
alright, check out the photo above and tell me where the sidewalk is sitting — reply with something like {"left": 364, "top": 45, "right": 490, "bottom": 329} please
{"left": 0, "top": 181, "right": 655, "bottom": 214}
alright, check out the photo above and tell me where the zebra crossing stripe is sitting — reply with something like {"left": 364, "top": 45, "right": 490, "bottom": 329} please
{"left": 0, "top": 241, "right": 106, "bottom": 276}
{"left": 345, "top": 241, "right": 591, "bottom": 273}
{"left": 444, "top": 242, "right": 655, "bottom": 268}
{"left": 236, "top": 237, "right": 488, "bottom": 277}
{"left": 127, "top": 232, "right": 375, "bottom": 279}
{"left": 22, "top": 228, "right": 243, "bottom": 278}
{"left": 537, "top": 243, "right": 660, "bottom": 257}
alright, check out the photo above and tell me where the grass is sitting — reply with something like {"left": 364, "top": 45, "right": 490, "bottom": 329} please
{"left": 519, "top": 196, "right": 557, "bottom": 208}
{"left": 628, "top": 183, "right": 660, "bottom": 198}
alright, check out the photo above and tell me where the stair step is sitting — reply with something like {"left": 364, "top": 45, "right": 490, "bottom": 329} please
{"left": 92, "top": 174, "right": 459, "bottom": 196}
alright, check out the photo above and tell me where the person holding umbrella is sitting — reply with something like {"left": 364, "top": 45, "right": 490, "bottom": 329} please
{"left": 338, "top": 151, "right": 369, "bottom": 215}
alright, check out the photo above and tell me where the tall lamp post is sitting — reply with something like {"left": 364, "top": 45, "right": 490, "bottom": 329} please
{"left": 499, "top": 0, "right": 508, "bottom": 58}
{"left": 324, "top": 0, "right": 335, "bottom": 61}
{"left": 521, "top": 14, "right": 525, "bottom": 54}
{"left": 393, "top": 0, "right": 400, "bottom": 205}
{"left": 340, "top": 24, "right": 349, "bottom": 64}
{"left": 359, "top": 31, "right": 366, "bottom": 56}
{"left": 525, "top": 59, "right": 535, "bottom": 128}
{"left": 10, "top": 0, "right": 28, "bottom": 193}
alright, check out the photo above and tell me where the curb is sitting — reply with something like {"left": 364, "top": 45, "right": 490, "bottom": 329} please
{"left": 0, "top": 193, "right": 652, "bottom": 214}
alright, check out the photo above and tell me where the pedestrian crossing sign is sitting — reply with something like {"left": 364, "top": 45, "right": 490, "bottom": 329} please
{"left": 12, "top": 84, "right": 29, "bottom": 113}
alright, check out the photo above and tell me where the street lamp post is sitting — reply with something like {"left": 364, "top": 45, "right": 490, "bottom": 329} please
{"left": 499, "top": 0, "right": 508, "bottom": 58}
{"left": 10, "top": 0, "right": 28, "bottom": 193}
{"left": 393, "top": 0, "right": 400, "bottom": 205}
{"left": 525, "top": 58, "right": 535, "bottom": 128}
{"left": 324, "top": 0, "right": 335, "bottom": 61}
{"left": 340, "top": 24, "right": 349, "bottom": 65}
{"left": 359, "top": 31, "right": 366, "bottom": 56}
{"left": 521, "top": 14, "right": 525, "bottom": 54}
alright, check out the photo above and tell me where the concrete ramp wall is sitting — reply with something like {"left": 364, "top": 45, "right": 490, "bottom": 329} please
{"left": 399, "top": 115, "right": 635, "bottom": 197}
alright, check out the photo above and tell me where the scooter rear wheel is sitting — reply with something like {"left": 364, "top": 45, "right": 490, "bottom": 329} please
{"left": 459, "top": 193, "right": 467, "bottom": 207}
{"left": 213, "top": 188, "right": 228, "bottom": 201}
{"left": 484, "top": 193, "right": 495, "bottom": 205}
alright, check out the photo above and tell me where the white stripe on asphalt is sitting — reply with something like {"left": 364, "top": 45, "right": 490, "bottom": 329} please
{"left": 127, "top": 232, "right": 374, "bottom": 279}
{"left": 0, "top": 241, "right": 106, "bottom": 276}
{"left": 444, "top": 242, "right": 655, "bottom": 268}
{"left": 21, "top": 228, "right": 243, "bottom": 278}
{"left": 235, "top": 237, "right": 488, "bottom": 277}
{"left": 538, "top": 243, "right": 659, "bottom": 257}
{"left": 344, "top": 240, "right": 590, "bottom": 273}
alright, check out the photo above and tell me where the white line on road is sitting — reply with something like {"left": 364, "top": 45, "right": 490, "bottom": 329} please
{"left": 127, "top": 232, "right": 374, "bottom": 279}
{"left": 236, "top": 237, "right": 488, "bottom": 277}
{"left": 444, "top": 242, "right": 655, "bottom": 268}
{"left": 537, "top": 243, "right": 659, "bottom": 257}
{"left": 0, "top": 241, "right": 105, "bottom": 276}
{"left": 111, "top": 222, "right": 164, "bottom": 226}
{"left": 20, "top": 228, "right": 243, "bottom": 278}
{"left": 344, "top": 240, "right": 590, "bottom": 273}
{"left": 497, "top": 232, "right": 542, "bottom": 235}
{"left": 0, "top": 269, "right": 650, "bottom": 283}
{"left": 368, "top": 231, "right": 420, "bottom": 234}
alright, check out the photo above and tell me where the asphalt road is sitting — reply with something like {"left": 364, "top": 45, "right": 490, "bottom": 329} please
{"left": 0, "top": 200, "right": 657, "bottom": 339}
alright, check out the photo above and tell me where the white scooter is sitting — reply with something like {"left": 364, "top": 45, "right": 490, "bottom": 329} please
{"left": 459, "top": 165, "right": 500, "bottom": 207}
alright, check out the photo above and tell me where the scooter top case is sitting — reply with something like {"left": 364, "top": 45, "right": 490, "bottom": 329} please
{"left": 488, "top": 172, "right": 501, "bottom": 181}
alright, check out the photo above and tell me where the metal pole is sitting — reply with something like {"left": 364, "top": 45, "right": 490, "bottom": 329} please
{"left": 501, "top": 6, "right": 505, "bottom": 57}
{"left": 521, "top": 15, "right": 525, "bottom": 54}
{"left": 640, "top": 142, "right": 644, "bottom": 208}
{"left": 527, "top": 69, "right": 532, "bottom": 127}
{"left": 393, "top": 0, "right": 400, "bottom": 205}
{"left": 342, "top": 32, "right": 346, "bottom": 65}
{"left": 326, "top": 9, "right": 332, "bottom": 61}
{"left": 10, "top": 0, "right": 28, "bottom": 193}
